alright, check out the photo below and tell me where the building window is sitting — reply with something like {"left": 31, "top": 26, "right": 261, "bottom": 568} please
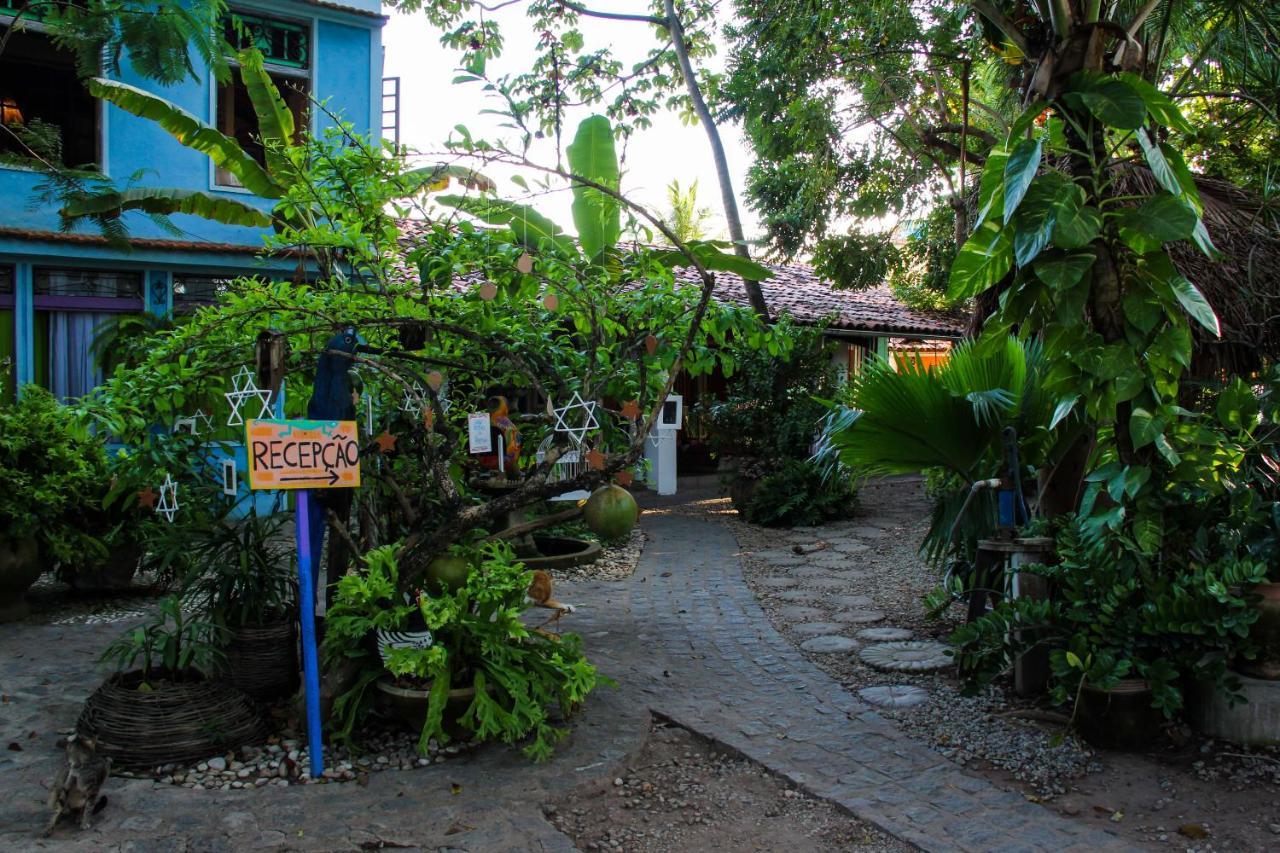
{"left": 216, "top": 11, "right": 310, "bottom": 188}
{"left": 0, "top": 29, "right": 98, "bottom": 167}
{"left": 32, "top": 268, "right": 142, "bottom": 401}
{"left": 173, "top": 273, "right": 234, "bottom": 313}
{"left": 0, "top": 265, "right": 14, "bottom": 404}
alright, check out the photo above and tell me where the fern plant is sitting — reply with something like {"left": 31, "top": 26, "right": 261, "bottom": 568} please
{"left": 324, "top": 542, "right": 606, "bottom": 761}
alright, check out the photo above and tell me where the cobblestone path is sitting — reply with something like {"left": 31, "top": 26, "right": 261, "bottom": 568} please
{"left": 0, "top": 499, "right": 1131, "bottom": 852}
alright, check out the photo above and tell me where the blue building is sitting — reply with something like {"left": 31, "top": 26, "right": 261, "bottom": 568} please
{"left": 0, "top": 0, "right": 388, "bottom": 403}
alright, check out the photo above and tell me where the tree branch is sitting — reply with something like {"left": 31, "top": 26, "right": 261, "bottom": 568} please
{"left": 555, "top": 0, "right": 663, "bottom": 25}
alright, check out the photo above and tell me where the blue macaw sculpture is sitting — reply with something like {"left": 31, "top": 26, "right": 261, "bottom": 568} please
{"left": 305, "top": 325, "right": 362, "bottom": 606}
{"left": 307, "top": 326, "right": 361, "bottom": 421}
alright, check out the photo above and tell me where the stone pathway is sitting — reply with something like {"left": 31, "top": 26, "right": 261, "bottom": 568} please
{"left": 0, "top": 492, "right": 1131, "bottom": 851}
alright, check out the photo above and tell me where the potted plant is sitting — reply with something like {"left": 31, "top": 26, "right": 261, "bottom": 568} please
{"left": 79, "top": 596, "right": 265, "bottom": 768}
{"left": 153, "top": 484, "right": 299, "bottom": 701}
{"left": 61, "top": 465, "right": 151, "bottom": 593}
{"left": 0, "top": 387, "right": 107, "bottom": 619}
{"left": 323, "top": 541, "right": 607, "bottom": 760}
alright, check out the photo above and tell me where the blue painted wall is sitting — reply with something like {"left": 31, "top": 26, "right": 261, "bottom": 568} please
{"left": 0, "top": 0, "right": 385, "bottom": 245}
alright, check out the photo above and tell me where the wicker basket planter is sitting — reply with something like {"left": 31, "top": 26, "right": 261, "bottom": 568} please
{"left": 225, "top": 617, "right": 299, "bottom": 702}
{"left": 77, "top": 670, "right": 266, "bottom": 769}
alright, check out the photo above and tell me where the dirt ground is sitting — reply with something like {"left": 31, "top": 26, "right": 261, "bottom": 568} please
{"left": 547, "top": 718, "right": 911, "bottom": 853}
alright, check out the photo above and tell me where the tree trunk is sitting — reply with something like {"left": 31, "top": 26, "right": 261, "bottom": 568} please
{"left": 663, "top": 0, "right": 770, "bottom": 321}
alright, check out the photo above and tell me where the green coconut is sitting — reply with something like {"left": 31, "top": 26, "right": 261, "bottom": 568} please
{"left": 425, "top": 554, "right": 472, "bottom": 595}
{"left": 582, "top": 484, "right": 639, "bottom": 541}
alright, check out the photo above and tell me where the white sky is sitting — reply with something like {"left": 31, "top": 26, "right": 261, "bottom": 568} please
{"left": 379, "top": 3, "right": 761, "bottom": 241}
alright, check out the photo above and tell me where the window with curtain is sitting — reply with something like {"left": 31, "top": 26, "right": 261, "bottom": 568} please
{"left": 33, "top": 268, "right": 142, "bottom": 401}
{"left": 0, "top": 265, "right": 14, "bottom": 403}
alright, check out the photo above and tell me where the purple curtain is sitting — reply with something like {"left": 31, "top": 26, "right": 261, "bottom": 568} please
{"left": 48, "top": 311, "right": 108, "bottom": 401}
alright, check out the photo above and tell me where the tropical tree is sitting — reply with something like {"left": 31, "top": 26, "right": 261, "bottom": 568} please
{"left": 722, "top": 0, "right": 1280, "bottom": 305}
{"left": 389, "top": 0, "right": 772, "bottom": 317}
{"left": 664, "top": 179, "right": 715, "bottom": 242}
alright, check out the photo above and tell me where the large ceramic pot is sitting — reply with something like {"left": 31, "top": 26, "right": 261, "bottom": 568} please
{"left": 374, "top": 677, "right": 478, "bottom": 741}
{"left": 225, "top": 616, "right": 299, "bottom": 702}
{"left": 0, "top": 535, "right": 42, "bottom": 622}
{"left": 1076, "top": 678, "right": 1162, "bottom": 750}
{"left": 68, "top": 542, "right": 142, "bottom": 593}
{"left": 1237, "top": 582, "right": 1280, "bottom": 681}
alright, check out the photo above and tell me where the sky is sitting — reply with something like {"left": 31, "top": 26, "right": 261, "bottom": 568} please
{"left": 379, "top": 3, "right": 762, "bottom": 241}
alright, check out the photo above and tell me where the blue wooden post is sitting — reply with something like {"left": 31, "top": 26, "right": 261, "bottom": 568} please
{"left": 294, "top": 489, "right": 325, "bottom": 779}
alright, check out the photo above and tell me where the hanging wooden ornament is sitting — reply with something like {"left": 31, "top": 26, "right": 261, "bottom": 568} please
{"left": 516, "top": 252, "right": 534, "bottom": 274}
{"left": 645, "top": 335, "right": 659, "bottom": 355}
{"left": 479, "top": 282, "right": 498, "bottom": 301}
{"left": 619, "top": 400, "right": 641, "bottom": 420}
{"left": 586, "top": 448, "right": 606, "bottom": 470}
{"left": 136, "top": 486, "right": 158, "bottom": 509}
{"left": 543, "top": 292, "right": 559, "bottom": 311}
{"left": 374, "top": 432, "right": 398, "bottom": 453}
{"left": 616, "top": 470, "right": 634, "bottom": 486}
{"left": 426, "top": 371, "right": 445, "bottom": 391}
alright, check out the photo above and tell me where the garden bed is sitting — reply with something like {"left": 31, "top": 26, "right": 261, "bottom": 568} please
{"left": 696, "top": 477, "right": 1280, "bottom": 851}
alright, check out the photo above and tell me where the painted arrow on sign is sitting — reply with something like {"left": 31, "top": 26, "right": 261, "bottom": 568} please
{"left": 245, "top": 419, "right": 361, "bottom": 491}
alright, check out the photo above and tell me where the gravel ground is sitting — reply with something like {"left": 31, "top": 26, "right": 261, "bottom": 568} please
{"left": 680, "top": 477, "right": 1280, "bottom": 851}
{"left": 547, "top": 717, "right": 910, "bottom": 853}
{"left": 552, "top": 527, "right": 646, "bottom": 582}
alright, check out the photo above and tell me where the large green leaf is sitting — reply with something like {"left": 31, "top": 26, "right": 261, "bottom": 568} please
{"left": 61, "top": 187, "right": 274, "bottom": 227}
{"left": 1118, "top": 193, "right": 1197, "bottom": 253}
{"left": 1117, "top": 73, "right": 1193, "bottom": 134}
{"left": 86, "top": 77, "right": 281, "bottom": 199}
{"left": 1032, "top": 250, "right": 1095, "bottom": 290}
{"left": 1002, "top": 138, "right": 1042, "bottom": 224}
{"left": 651, "top": 242, "right": 775, "bottom": 281}
{"left": 1050, "top": 188, "right": 1100, "bottom": 250}
{"left": 948, "top": 219, "right": 1013, "bottom": 300}
{"left": 565, "top": 115, "right": 621, "bottom": 260}
{"left": 403, "top": 164, "right": 496, "bottom": 194}
{"left": 1012, "top": 173, "right": 1072, "bottom": 266}
{"left": 976, "top": 143, "right": 1010, "bottom": 226}
{"left": 1168, "top": 276, "right": 1220, "bottom": 337}
{"left": 1070, "top": 73, "right": 1147, "bottom": 130}
{"left": 435, "top": 195, "right": 574, "bottom": 254}
{"left": 236, "top": 49, "right": 295, "bottom": 180}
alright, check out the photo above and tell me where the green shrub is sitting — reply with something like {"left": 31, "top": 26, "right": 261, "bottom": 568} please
{"left": 744, "top": 459, "right": 857, "bottom": 527}
{"left": 0, "top": 387, "right": 108, "bottom": 561}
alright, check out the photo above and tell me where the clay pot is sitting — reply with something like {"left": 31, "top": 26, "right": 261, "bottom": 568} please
{"left": 1076, "top": 678, "right": 1162, "bottom": 750}
{"left": 374, "top": 677, "right": 478, "bottom": 741}
{"left": 0, "top": 535, "right": 42, "bottom": 622}
{"left": 68, "top": 542, "right": 141, "bottom": 592}
{"left": 1237, "top": 582, "right": 1280, "bottom": 681}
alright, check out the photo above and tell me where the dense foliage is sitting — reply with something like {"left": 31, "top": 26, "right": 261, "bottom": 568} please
{"left": 742, "top": 458, "right": 857, "bottom": 527}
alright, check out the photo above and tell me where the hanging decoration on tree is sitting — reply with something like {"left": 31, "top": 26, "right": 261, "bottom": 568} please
{"left": 136, "top": 485, "right": 158, "bottom": 509}
{"left": 479, "top": 282, "right": 498, "bottom": 301}
{"left": 400, "top": 380, "right": 425, "bottom": 414}
{"left": 586, "top": 448, "right": 606, "bottom": 471}
{"left": 225, "top": 366, "right": 273, "bottom": 426}
{"left": 552, "top": 391, "right": 600, "bottom": 446}
{"left": 156, "top": 473, "right": 179, "bottom": 523}
{"left": 543, "top": 292, "right": 559, "bottom": 311}
{"left": 516, "top": 252, "right": 534, "bottom": 274}
{"left": 619, "top": 400, "right": 641, "bottom": 420}
{"left": 173, "top": 408, "right": 214, "bottom": 436}
{"left": 615, "top": 470, "right": 634, "bottom": 487}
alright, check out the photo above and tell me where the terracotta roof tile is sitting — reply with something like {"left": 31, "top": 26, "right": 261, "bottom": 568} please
{"left": 673, "top": 262, "right": 965, "bottom": 338}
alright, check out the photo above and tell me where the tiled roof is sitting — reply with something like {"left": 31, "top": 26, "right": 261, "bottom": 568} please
{"left": 396, "top": 220, "right": 964, "bottom": 339}
{"left": 0, "top": 227, "right": 269, "bottom": 256}
{"left": 673, "top": 262, "right": 965, "bottom": 338}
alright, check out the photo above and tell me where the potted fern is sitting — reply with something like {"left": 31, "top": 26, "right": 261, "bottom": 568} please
{"left": 323, "top": 542, "right": 606, "bottom": 760}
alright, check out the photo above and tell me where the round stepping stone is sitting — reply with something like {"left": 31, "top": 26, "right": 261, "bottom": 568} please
{"left": 757, "top": 576, "right": 798, "bottom": 589}
{"left": 800, "top": 635, "right": 859, "bottom": 654}
{"left": 792, "top": 566, "right": 834, "bottom": 579}
{"left": 829, "top": 595, "right": 874, "bottom": 608}
{"left": 775, "top": 589, "right": 821, "bottom": 603}
{"left": 777, "top": 606, "right": 825, "bottom": 622}
{"left": 803, "top": 577, "right": 851, "bottom": 590}
{"left": 809, "top": 554, "right": 854, "bottom": 570}
{"left": 830, "top": 609, "right": 886, "bottom": 625}
{"left": 858, "top": 684, "right": 929, "bottom": 709}
{"left": 792, "top": 621, "right": 845, "bottom": 636}
{"left": 850, "top": 526, "right": 886, "bottom": 539}
{"left": 859, "top": 641, "right": 952, "bottom": 672}
{"left": 753, "top": 549, "right": 806, "bottom": 565}
{"left": 856, "top": 627, "right": 914, "bottom": 642}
